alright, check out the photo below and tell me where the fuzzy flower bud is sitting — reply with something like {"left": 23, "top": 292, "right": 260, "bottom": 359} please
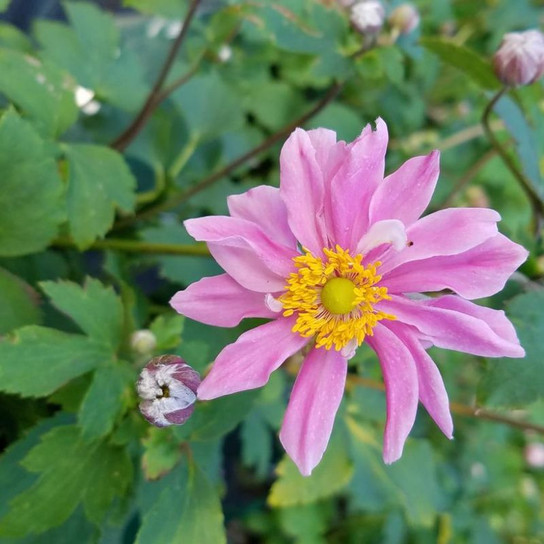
{"left": 525, "top": 442, "right": 544, "bottom": 469}
{"left": 130, "top": 329, "right": 157, "bottom": 355}
{"left": 350, "top": 1, "right": 385, "bottom": 35}
{"left": 493, "top": 30, "right": 544, "bottom": 87}
{"left": 137, "top": 355, "right": 201, "bottom": 427}
{"left": 388, "top": 3, "right": 420, "bottom": 35}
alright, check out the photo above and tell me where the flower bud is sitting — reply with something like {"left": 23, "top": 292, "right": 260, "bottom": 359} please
{"left": 350, "top": 1, "right": 385, "bottom": 36}
{"left": 137, "top": 355, "right": 201, "bottom": 427}
{"left": 525, "top": 442, "right": 544, "bottom": 469}
{"left": 388, "top": 3, "right": 420, "bottom": 35}
{"left": 131, "top": 329, "right": 157, "bottom": 355}
{"left": 493, "top": 29, "right": 544, "bottom": 87}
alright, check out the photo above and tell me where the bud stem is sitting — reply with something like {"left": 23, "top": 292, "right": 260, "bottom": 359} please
{"left": 481, "top": 87, "right": 544, "bottom": 235}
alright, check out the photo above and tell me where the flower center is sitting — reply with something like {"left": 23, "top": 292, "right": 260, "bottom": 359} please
{"left": 280, "top": 245, "right": 395, "bottom": 352}
{"left": 320, "top": 277, "right": 357, "bottom": 314}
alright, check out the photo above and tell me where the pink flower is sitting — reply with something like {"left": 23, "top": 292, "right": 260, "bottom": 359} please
{"left": 170, "top": 119, "right": 527, "bottom": 476}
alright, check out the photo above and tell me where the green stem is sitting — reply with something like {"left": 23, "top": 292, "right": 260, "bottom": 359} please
{"left": 53, "top": 238, "right": 210, "bottom": 257}
{"left": 168, "top": 133, "right": 201, "bottom": 179}
{"left": 481, "top": 87, "right": 544, "bottom": 234}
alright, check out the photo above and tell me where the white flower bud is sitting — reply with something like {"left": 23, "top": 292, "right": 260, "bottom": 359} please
{"left": 525, "top": 442, "right": 544, "bottom": 469}
{"left": 131, "top": 329, "right": 157, "bottom": 355}
{"left": 388, "top": 3, "right": 420, "bottom": 35}
{"left": 350, "top": 1, "right": 385, "bottom": 35}
{"left": 137, "top": 355, "right": 201, "bottom": 427}
{"left": 493, "top": 29, "right": 544, "bottom": 87}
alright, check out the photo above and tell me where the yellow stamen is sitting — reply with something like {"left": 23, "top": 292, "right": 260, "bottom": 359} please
{"left": 280, "top": 245, "right": 395, "bottom": 351}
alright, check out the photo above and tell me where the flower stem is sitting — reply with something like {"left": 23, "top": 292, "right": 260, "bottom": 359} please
{"left": 53, "top": 237, "right": 211, "bottom": 257}
{"left": 481, "top": 87, "right": 544, "bottom": 234}
{"left": 110, "top": 0, "right": 203, "bottom": 152}
{"left": 347, "top": 374, "right": 544, "bottom": 435}
{"left": 114, "top": 80, "right": 345, "bottom": 229}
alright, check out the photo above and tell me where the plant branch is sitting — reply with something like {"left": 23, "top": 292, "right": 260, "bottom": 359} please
{"left": 110, "top": 0, "right": 202, "bottom": 152}
{"left": 347, "top": 374, "right": 544, "bottom": 435}
{"left": 53, "top": 238, "right": 210, "bottom": 257}
{"left": 116, "top": 81, "right": 345, "bottom": 228}
{"left": 481, "top": 87, "right": 544, "bottom": 234}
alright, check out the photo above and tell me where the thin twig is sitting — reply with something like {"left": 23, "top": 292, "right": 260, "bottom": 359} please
{"left": 115, "top": 81, "right": 345, "bottom": 229}
{"left": 52, "top": 238, "right": 210, "bottom": 257}
{"left": 481, "top": 87, "right": 544, "bottom": 234}
{"left": 347, "top": 374, "right": 544, "bottom": 435}
{"left": 110, "top": 0, "right": 202, "bottom": 151}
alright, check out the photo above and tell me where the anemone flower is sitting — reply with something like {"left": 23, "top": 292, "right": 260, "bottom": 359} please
{"left": 171, "top": 119, "right": 527, "bottom": 476}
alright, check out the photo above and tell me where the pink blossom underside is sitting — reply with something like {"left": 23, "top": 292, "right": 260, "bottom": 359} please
{"left": 279, "top": 347, "right": 347, "bottom": 476}
{"left": 197, "top": 316, "right": 308, "bottom": 400}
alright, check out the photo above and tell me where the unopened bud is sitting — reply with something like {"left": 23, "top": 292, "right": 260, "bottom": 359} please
{"left": 350, "top": 1, "right": 385, "bottom": 35}
{"left": 493, "top": 30, "right": 544, "bottom": 87}
{"left": 137, "top": 355, "right": 200, "bottom": 427}
{"left": 525, "top": 442, "right": 544, "bottom": 469}
{"left": 388, "top": 3, "right": 420, "bottom": 35}
{"left": 131, "top": 329, "right": 157, "bottom": 355}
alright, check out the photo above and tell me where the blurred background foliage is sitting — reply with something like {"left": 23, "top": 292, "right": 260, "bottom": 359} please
{"left": 0, "top": 0, "right": 543, "bottom": 542}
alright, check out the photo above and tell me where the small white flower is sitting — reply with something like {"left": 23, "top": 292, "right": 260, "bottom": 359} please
{"left": 350, "top": 1, "right": 385, "bottom": 35}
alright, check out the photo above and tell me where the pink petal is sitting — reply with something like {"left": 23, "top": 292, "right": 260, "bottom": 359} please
{"left": 356, "top": 219, "right": 407, "bottom": 255}
{"left": 279, "top": 128, "right": 328, "bottom": 255}
{"left": 385, "top": 322, "right": 453, "bottom": 438}
{"left": 170, "top": 274, "right": 278, "bottom": 327}
{"left": 426, "top": 295, "right": 523, "bottom": 349}
{"left": 185, "top": 216, "right": 296, "bottom": 292}
{"left": 197, "top": 316, "right": 308, "bottom": 400}
{"left": 366, "top": 323, "right": 419, "bottom": 464}
{"left": 378, "top": 295, "right": 525, "bottom": 358}
{"left": 227, "top": 186, "right": 297, "bottom": 249}
{"left": 380, "top": 208, "right": 500, "bottom": 274}
{"left": 279, "top": 347, "right": 347, "bottom": 476}
{"left": 369, "top": 151, "right": 440, "bottom": 226}
{"left": 328, "top": 118, "right": 389, "bottom": 251}
{"left": 382, "top": 233, "right": 529, "bottom": 299}
{"left": 307, "top": 128, "right": 348, "bottom": 183}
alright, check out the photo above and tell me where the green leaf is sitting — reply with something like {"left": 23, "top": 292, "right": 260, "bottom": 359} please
{"left": 241, "top": 410, "right": 273, "bottom": 477}
{"left": 0, "top": 48, "right": 77, "bottom": 136}
{"left": 175, "top": 389, "right": 258, "bottom": 442}
{"left": 0, "top": 23, "right": 33, "bottom": 52}
{"left": 172, "top": 71, "right": 244, "bottom": 141}
{"left": 0, "top": 425, "right": 133, "bottom": 536}
{"left": 481, "top": 291, "right": 544, "bottom": 406}
{"left": 123, "top": 0, "right": 186, "bottom": 18}
{"left": 420, "top": 37, "right": 500, "bottom": 90}
{"left": 40, "top": 278, "right": 124, "bottom": 351}
{"left": 141, "top": 427, "right": 184, "bottom": 481}
{"left": 78, "top": 363, "right": 133, "bottom": 441}
{"left": 0, "top": 0, "right": 10, "bottom": 13}
{"left": 62, "top": 144, "right": 136, "bottom": 248}
{"left": 135, "top": 458, "right": 226, "bottom": 544}
{"left": 0, "top": 326, "right": 110, "bottom": 397}
{"left": 0, "top": 267, "right": 41, "bottom": 334}
{"left": 0, "top": 110, "right": 65, "bottom": 257}
{"left": 149, "top": 313, "right": 185, "bottom": 351}
{"left": 268, "top": 432, "right": 354, "bottom": 507}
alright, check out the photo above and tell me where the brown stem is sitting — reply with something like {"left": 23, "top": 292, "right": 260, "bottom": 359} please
{"left": 347, "top": 374, "right": 544, "bottom": 435}
{"left": 115, "top": 81, "right": 345, "bottom": 229}
{"left": 481, "top": 87, "right": 544, "bottom": 234}
{"left": 110, "top": 0, "right": 202, "bottom": 152}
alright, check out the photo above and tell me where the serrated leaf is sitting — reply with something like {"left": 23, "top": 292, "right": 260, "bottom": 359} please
{"left": 481, "top": 291, "right": 544, "bottom": 406}
{"left": 421, "top": 37, "right": 500, "bottom": 90}
{"left": 0, "top": 48, "right": 77, "bottom": 136}
{"left": 241, "top": 410, "right": 272, "bottom": 477}
{"left": 149, "top": 313, "right": 185, "bottom": 351}
{"left": 268, "top": 433, "right": 354, "bottom": 507}
{"left": 172, "top": 71, "right": 244, "bottom": 141}
{"left": 0, "top": 326, "right": 110, "bottom": 397}
{"left": 0, "top": 267, "right": 41, "bottom": 333}
{"left": 135, "top": 458, "right": 226, "bottom": 544}
{"left": 0, "top": 110, "right": 65, "bottom": 257}
{"left": 0, "top": 425, "right": 133, "bottom": 537}
{"left": 62, "top": 144, "right": 136, "bottom": 248}
{"left": 78, "top": 363, "right": 133, "bottom": 441}
{"left": 141, "top": 427, "right": 184, "bottom": 481}
{"left": 40, "top": 278, "right": 124, "bottom": 350}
